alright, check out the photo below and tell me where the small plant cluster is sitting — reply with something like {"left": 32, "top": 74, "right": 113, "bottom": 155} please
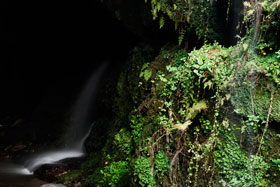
{"left": 244, "top": 0, "right": 280, "bottom": 51}
{"left": 76, "top": 1, "right": 280, "bottom": 186}
{"left": 121, "top": 43, "right": 233, "bottom": 186}
{"left": 271, "top": 158, "right": 280, "bottom": 171}
{"left": 145, "top": 0, "right": 220, "bottom": 45}
{"left": 257, "top": 52, "right": 280, "bottom": 85}
{"left": 214, "top": 131, "right": 270, "bottom": 187}
{"left": 86, "top": 41, "right": 280, "bottom": 186}
{"left": 100, "top": 161, "right": 129, "bottom": 186}
{"left": 134, "top": 157, "right": 156, "bottom": 187}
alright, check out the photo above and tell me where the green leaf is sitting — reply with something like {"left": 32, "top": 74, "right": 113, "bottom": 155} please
{"left": 141, "top": 62, "right": 150, "bottom": 71}
{"left": 243, "top": 43, "right": 248, "bottom": 51}
{"left": 204, "top": 80, "right": 213, "bottom": 90}
{"left": 178, "top": 29, "right": 185, "bottom": 46}
{"left": 187, "top": 100, "right": 207, "bottom": 120}
{"left": 143, "top": 69, "right": 152, "bottom": 81}
{"left": 159, "top": 15, "right": 165, "bottom": 29}
{"left": 174, "top": 120, "right": 192, "bottom": 131}
{"left": 175, "top": 20, "right": 178, "bottom": 31}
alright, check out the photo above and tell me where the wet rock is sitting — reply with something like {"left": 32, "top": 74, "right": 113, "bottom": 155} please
{"left": 74, "top": 182, "right": 82, "bottom": 187}
{"left": 0, "top": 131, "right": 5, "bottom": 137}
{"left": 34, "top": 164, "right": 64, "bottom": 182}
{"left": 11, "top": 119, "right": 24, "bottom": 127}
{"left": 4, "top": 145, "right": 12, "bottom": 151}
{"left": 40, "top": 184, "right": 66, "bottom": 187}
{"left": 10, "top": 144, "right": 27, "bottom": 152}
{"left": 0, "top": 152, "right": 8, "bottom": 157}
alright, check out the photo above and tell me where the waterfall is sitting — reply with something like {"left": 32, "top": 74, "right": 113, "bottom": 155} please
{"left": 228, "top": 0, "right": 262, "bottom": 182}
{"left": 22, "top": 63, "right": 107, "bottom": 173}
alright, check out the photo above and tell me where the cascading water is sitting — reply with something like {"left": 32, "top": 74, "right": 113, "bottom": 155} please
{"left": 21, "top": 63, "right": 107, "bottom": 174}
{"left": 228, "top": 0, "right": 263, "bottom": 182}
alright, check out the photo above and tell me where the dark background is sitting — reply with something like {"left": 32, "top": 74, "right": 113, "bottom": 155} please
{"left": 0, "top": 0, "right": 241, "bottom": 120}
{"left": 0, "top": 0, "right": 178, "bottom": 147}
{"left": 0, "top": 1, "right": 136, "bottom": 119}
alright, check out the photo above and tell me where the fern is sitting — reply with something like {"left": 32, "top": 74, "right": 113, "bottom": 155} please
{"left": 178, "top": 29, "right": 186, "bottom": 46}
{"left": 159, "top": 15, "right": 165, "bottom": 29}
{"left": 187, "top": 100, "right": 207, "bottom": 120}
{"left": 174, "top": 100, "right": 207, "bottom": 131}
{"left": 139, "top": 63, "right": 152, "bottom": 81}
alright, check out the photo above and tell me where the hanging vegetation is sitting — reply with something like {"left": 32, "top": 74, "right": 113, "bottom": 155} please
{"left": 58, "top": 1, "right": 280, "bottom": 186}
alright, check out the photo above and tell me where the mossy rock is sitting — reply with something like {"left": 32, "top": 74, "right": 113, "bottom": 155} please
{"left": 58, "top": 170, "right": 81, "bottom": 184}
{"left": 255, "top": 88, "right": 280, "bottom": 122}
{"left": 231, "top": 79, "right": 280, "bottom": 123}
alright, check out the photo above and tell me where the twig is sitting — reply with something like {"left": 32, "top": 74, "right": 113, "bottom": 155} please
{"left": 255, "top": 90, "right": 274, "bottom": 158}
{"left": 170, "top": 146, "right": 184, "bottom": 169}
{"left": 148, "top": 127, "right": 167, "bottom": 176}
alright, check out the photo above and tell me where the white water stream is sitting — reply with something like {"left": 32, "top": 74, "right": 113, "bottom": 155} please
{"left": 11, "top": 64, "right": 107, "bottom": 175}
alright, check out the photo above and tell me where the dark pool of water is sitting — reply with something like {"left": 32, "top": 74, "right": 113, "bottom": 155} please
{"left": 0, "top": 159, "right": 46, "bottom": 187}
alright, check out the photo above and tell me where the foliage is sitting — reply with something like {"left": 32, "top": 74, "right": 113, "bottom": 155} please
{"left": 214, "top": 132, "right": 270, "bottom": 187}
{"left": 83, "top": 39, "right": 280, "bottom": 186}
{"left": 244, "top": 0, "right": 280, "bottom": 50}
{"left": 154, "top": 151, "right": 169, "bottom": 179}
{"left": 130, "top": 42, "right": 279, "bottom": 186}
{"left": 100, "top": 161, "right": 129, "bottom": 186}
{"left": 130, "top": 113, "right": 145, "bottom": 144}
{"left": 114, "top": 45, "right": 155, "bottom": 123}
{"left": 114, "top": 128, "right": 132, "bottom": 155}
{"left": 145, "top": 0, "right": 220, "bottom": 44}
{"left": 134, "top": 157, "right": 156, "bottom": 187}
{"left": 271, "top": 157, "right": 280, "bottom": 171}
{"left": 129, "top": 43, "right": 235, "bottom": 186}
{"left": 139, "top": 62, "right": 152, "bottom": 81}
{"left": 199, "top": 116, "right": 212, "bottom": 134}
{"left": 257, "top": 52, "right": 280, "bottom": 85}
{"left": 156, "top": 43, "right": 232, "bottom": 100}
{"left": 231, "top": 73, "right": 280, "bottom": 123}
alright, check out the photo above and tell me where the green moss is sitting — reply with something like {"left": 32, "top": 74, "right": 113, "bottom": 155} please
{"left": 58, "top": 170, "right": 81, "bottom": 184}
{"left": 83, "top": 41, "right": 280, "bottom": 186}
{"left": 214, "top": 132, "right": 270, "bottom": 187}
{"left": 114, "top": 128, "right": 132, "bottom": 155}
{"left": 255, "top": 88, "right": 280, "bottom": 122}
{"left": 231, "top": 80, "right": 280, "bottom": 122}
{"left": 99, "top": 161, "right": 129, "bottom": 187}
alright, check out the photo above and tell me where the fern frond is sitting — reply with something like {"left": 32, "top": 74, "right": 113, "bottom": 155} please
{"left": 187, "top": 100, "right": 207, "bottom": 120}
{"left": 178, "top": 29, "right": 186, "bottom": 46}
{"left": 159, "top": 15, "right": 165, "bottom": 29}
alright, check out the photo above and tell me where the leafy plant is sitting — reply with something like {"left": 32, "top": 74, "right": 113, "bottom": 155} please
{"left": 214, "top": 132, "right": 270, "bottom": 187}
{"left": 100, "top": 161, "right": 129, "bottom": 186}
{"left": 145, "top": 0, "right": 220, "bottom": 44}
{"left": 140, "top": 62, "right": 152, "bottom": 81}
{"left": 244, "top": 0, "right": 280, "bottom": 51}
{"left": 134, "top": 157, "right": 156, "bottom": 187}
{"left": 114, "top": 128, "right": 132, "bottom": 155}
{"left": 84, "top": 37, "right": 280, "bottom": 186}
{"left": 130, "top": 113, "right": 145, "bottom": 144}
{"left": 154, "top": 151, "right": 169, "bottom": 179}
{"left": 271, "top": 157, "right": 280, "bottom": 171}
{"left": 257, "top": 52, "right": 280, "bottom": 85}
